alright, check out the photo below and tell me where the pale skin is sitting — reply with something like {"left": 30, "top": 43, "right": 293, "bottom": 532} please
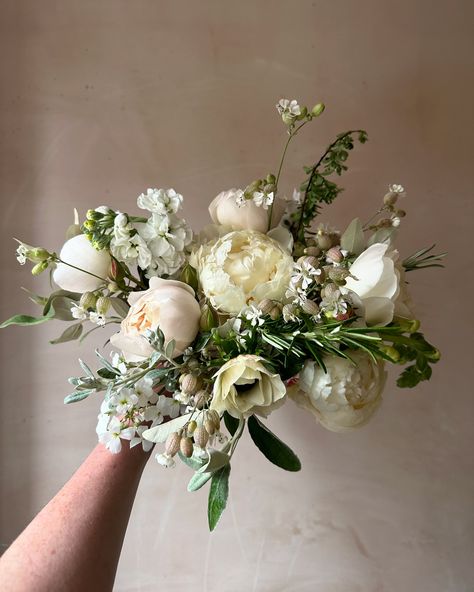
{"left": 0, "top": 443, "right": 151, "bottom": 592}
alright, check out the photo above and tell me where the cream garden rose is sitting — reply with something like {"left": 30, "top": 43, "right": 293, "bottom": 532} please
{"left": 110, "top": 278, "right": 200, "bottom": 362}
{"left": 211, "top": 354, "right": 286, "bottom": 418}
{"left": 342, "top": 243, "right": 400, "bottom": 326}
{"left": 53, "top": 234, "right": 111, "bottom": 293}
{"left": 192, "top": 230, "right": 293, "bottom": 315}
{"left": 289, "top": 351, "right": 386, "bottom": 432}
{"left": 209, "top": 189, "right": 286, "bottom": 233}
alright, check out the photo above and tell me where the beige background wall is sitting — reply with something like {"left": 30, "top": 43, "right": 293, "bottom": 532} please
{"left": 1, "top": 1, "right": 473, "bottom": 590}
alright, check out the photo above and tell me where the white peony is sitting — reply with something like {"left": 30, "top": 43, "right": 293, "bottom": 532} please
{"left": 211, "top": 354, "right": 287, "bottom": 419}
{"left": 209, "top": 189, "right": 286, "bottom": 233}
{"left": 53, "top": 234, "right": 111, "bottom": 293}
{"left": 289, "top": 352, "right": 386, "bottom": 432}
{"left": 110, "top": 277, "right": 200, "bottom": 362}
{"left": 192, "top": 230, "right": 294, "bottom": 315}
{"left": 342, "top": 243, "right": 400, "bottom": 326}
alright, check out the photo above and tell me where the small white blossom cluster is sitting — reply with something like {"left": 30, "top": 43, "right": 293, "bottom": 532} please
{"left": 71, "top": 303, "right": 107, "bottom": 326}
{"left": 286, "top": 259, "right": 322, "bottom": 306}
{"left": 276, "top": 98, "right": 301, "bottom": 118}
{"left": 110, "top": 188, "right": 192, "bottom": 278}
{"left": 234, "top": 188, "right": 274, "bottom": 210}
{"left": 96, "top": 366, "right": 180, "bottom": 454}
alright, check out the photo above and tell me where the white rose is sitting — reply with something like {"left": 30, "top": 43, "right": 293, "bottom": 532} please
{"left": 110, "top": 277, "right": 200, "bottom": 362}
{"left": 193, "top": 230, "right": 294, "bottom": 315}
{"left": 211, "top": 354, "right": 287, "bottom": 419}
{"left": 53, "top": 234, "right": 111, "bottom": 293}
{"left": 209, "top": 189, "right": 286, "bottom": 233}
{"left": 289, "top": 352, "right": 386, "bottom": 432}
{"left": 342, "top": 243, "right": 400, "bottom": 325}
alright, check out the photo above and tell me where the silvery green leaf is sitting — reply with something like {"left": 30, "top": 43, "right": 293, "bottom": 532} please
{"left": 164, "top": 339, "right": 176, "bottom": 359}
{"left": 94, "top": 349, "right": 120, "bottom": 375}
{"left": 367, "top": 227, "right": 397, "bottom": 247}
{"left": 64, "top": 389, "right": 94, "bottom": 404}
{"left": 142, "top": 413, "right": 192, "bottom": 444}
{"left": 79, "top": 359, "right": 94, "bottom": 378}
{"left": 197, "top": 450, "right": 230, "bottom": 474}
{"left": 50, "top": 322, "right": 83, "bottom": 344}
{"left": 109, "top": 297, "right": 130, "bottom": 319}
{"left": 178, "top": 452, "right": 206, "bottom": 471}
{"left": 21, "top": 287, "right": 48, "bottom": 306}
{"left": 208, "top": 465, "right": 231, "bottom": 531}
{"left": 146, "top": 368, "right": 170, "bottom": 384}
{"left": 0, "top": 305, "right": 56, "bottom": 328}
{"left": 340, "top": 218, "right": 365, "bottom": 255}
{"left": 187, "top": 471, "right": 212, "bottom": 492}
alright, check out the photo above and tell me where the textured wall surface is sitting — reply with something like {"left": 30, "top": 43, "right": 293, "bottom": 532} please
{"left": 1, "top": 1, "right": 473, "bottom": 591}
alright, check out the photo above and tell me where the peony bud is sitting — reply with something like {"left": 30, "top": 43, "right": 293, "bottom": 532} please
{"left": 193, "top": 426, "right": 209, "bottom": 448}
{"left": 180, "top": 437, "right": 194, "bottom": 458}
{"left": 164, "top": 432, "right": 181, "bottom": 457}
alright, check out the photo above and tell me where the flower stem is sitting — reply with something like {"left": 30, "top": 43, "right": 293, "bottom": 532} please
{"left": 55, "top": 257, "right": 108, "bottom": 283}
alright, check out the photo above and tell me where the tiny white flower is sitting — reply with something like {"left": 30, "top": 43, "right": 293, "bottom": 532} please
{"left": 130, "top": 425, "right": 154, "bottom": 452}
{"left": 71, "top": 303, "right": 88, "bottom": 321}
{"left": 234, "top": 189, "right": 246, "bottom": 207}
{"left": 253, "top": 191, "right": 274, "bottom": 210}
{"left": 89, "top": 311, "right": 106, "bottom": 326}
{"left": 244, "top": 305, "right": 264, "bottom": 327}
{"left": 155, "top": 453, "right": 176, "bottom": 468}
{"left": 276, "top": 98, "right": 301, "bottom": 117}
{"left": 111, "top": 352, "right": 128, "bottom": 374}
{"left": 292, "top": 189, "right": 302, "bottom": 204}
{"left": 16, "top": 245, "right": 27, "bottom": 265}
{"left": 391, "top": 216, "right": 401, "bottom": 227}
{"left": 115, "top": 388, "right": 139, "bottom": 415}
{"left": 389, "top": 184, "right": 406, "bottom": 196}
{"left": 98, "top": 417, "right": 134, "bottom": 454}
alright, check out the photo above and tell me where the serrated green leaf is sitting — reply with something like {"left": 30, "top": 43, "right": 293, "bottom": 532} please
{"left": 50, "top": 322, "right": 83, "bottom": 344}
{"left": 208, "top": 464, "right": 231, "bottom": 531}
{"left": 248, "top": 415, "right": 301, "bottom": 472}
{"left": 64, "top": 389, "right": 94, "bottom": 404}
{"left": 340, "top": 218, "right": 365, "bottom": 255}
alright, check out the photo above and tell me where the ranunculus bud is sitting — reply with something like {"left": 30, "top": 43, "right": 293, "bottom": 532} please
{"left": 193, "top": 426, "right": 209, "bottom": 448}
{"left": 302, "top": 299, "right": 320, "bottom": 316}
{"left": 326, "top": 247, "right": 343, "bottom": 264}
{"left": 79, "top": 292, "right": 98, "bottom": 310}
{"left": 180, "top": 436, "right": 194, "bottom": 458}
{"left": 164, "top": 432, "right": 182, "bottom": 457}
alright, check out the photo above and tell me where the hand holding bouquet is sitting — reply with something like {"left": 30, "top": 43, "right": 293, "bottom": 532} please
{"left": 2, "top": 98, "right": 444, "bottom": 530}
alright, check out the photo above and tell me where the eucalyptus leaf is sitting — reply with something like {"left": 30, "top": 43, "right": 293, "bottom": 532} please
{"left": 340, "top": 218, "right": 365, "bottom": 255}
{"left": 188, "top": 471, "right": 213, "bottom": 492}
{"left": 248, "top": 415, "right": 301, "bottom": 472}
{"left": 208, "top": 465, "right": 231, "bottom": 531}
{"left": 50, "top": 322, "right": 83, "bottom": 344}
{"left": 142, "top": 413, "right": 192, "bottom": 444}
{"left": 367, "top": 227, "right": 397, "bottom": 247}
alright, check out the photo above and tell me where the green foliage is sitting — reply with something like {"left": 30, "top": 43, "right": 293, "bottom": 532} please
{"left": 223, "top": 411, "right": 240, "bottom": 436}
{"left": 403, "top": 244, "right": 447, "bottom": 272}
{"left": 0, "top": 305, "right": 56, "bottom": 328}
{"left": 389, "top": 331, "right": 440, "bottom": 388}
{"left": 289, "top": 130, "right": 368, "bottom": 243}
{"left": 248, "top": 415, "right": 301, "bottom": 472}
{"left": 50, "top": 322, "right": 83, "bottom": 344}
{"left": 340, "top": 218, "right": 365, "bottom": 255}
{"left": 208, "top": 464, "right": 231, "bottom": 531}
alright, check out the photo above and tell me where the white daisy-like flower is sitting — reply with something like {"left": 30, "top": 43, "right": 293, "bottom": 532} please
{"left": 98, "top": 417, "right": 135, "bottom": 454}
{"left": 155, "top": 453, "right": 176, "bottom": 468}
{"left": 253, "top": 191, "right": 274, "bottom": 210}
{"left": 244, "top": 305, "right": 265, "bottom": 327}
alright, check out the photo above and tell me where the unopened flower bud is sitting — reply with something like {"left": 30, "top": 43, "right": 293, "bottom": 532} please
{"left": 257, "top": 298, "right": 275, "bottom": 315}
{"left": 95, "top": 296, "right": 110, "bottom": 315}
{"left": 200, "top": 303, "right": 218, "bottom": 331}
{"left": 187, "top": 420, "right": 197, "bottom": 435}
{"left": 316, "top": 234, "right": 332, "bottom": 250}
{"left": 383, "top": 192, "right": 398, "bottom": 206}
{"left": 269, "top": 304, "right": 282, "bottom": 320}
{"left": 82, "top": 220, "right": 94, "bottom": 231}
{"left": 207, "top": 409, "right": 221, "bottom": 431}
{"left": 180, "top": 264, "right": 198, "bottom": 291}
{"left": 193, "top": 426, "right": 209, "bottom": 448}
{"left": 311, "top": 103, "right": 325, "bottom": 117}
{"left": 282, "top": 112, "right": 296, "bottom": 125}
{"left": 107, "top": 281, "right": 120, "bottom": 293}
{"left": 204, "top": 419, "right": 216, "bottom": 435}
{"left": 296, "top": 106, "right": 308, "bottom": 120}
{"left": 164, "top": 432, "right": 181, "bottom": 457}
{"left": 194, "top": 390, "right": 209, "bottom": 408}
{"left": 79, "top": 292, "right": 98, "bottom": 310}
{"left": 394, "top": 317, "right": 420, "bottom": 334}
{"left": 302, "top": 299, "right": 320, "bottom": 316}
{"left": 297, "top": 255, "right": 319, "bottom": 268}
{"left": 180, "top": 436, "right": 194, "bottom": 458}
{"left": 31, "top": 248, "right": 50, "bottom": 262}
{"left": 395, "top": 209, "right": 406, "bottom": 217}
{"left": 31, "top": 261, "right": 48, "bottom": 275}
{"left": 293, "top": 242, "right": 306, "bottom": 257}
{"left": 179, "top": 373, "right": 201, "bottom": 395}
{"left": 303, "top": 246, "right": 321, "bottom": 256}
{"left": 380, "top": 345, "right": 400, "bottom": 362}
{"left": 322, "top": 283, "right": 339, "bottom": 299}
{"left": 266, "top": 173, "right": 276, "bottom": 185}
{"left": 326, "top": 246, "right": 343, "bottom": 264}
{"left": 328, "top": 267, "right": 349, "bottom": 284}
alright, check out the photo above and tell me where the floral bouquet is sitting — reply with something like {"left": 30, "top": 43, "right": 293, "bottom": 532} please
{"left": 2, "top": 99, "right": 444, "bottom": 530}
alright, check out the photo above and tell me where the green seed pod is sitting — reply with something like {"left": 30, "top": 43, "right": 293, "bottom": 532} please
{"left": 31, "top": 261, "right": 48, "bottom": 275}
{"left": 311, "top": 103, "right": 325, "bottom": 117}
{"left": 96, "top": 296, "right": 111, "bottom": 315}
{"left": 187, "top": 420, "right": 197, "bottom": 435}
{"left": 79, "top": 292, "right": 98, "bottom": 310}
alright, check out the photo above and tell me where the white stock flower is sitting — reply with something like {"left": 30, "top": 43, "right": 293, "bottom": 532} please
{"left": 130, "top": 425, "right": 154, "bottom": 452}
{"left": 110, "top": 277, "right": 201, "bottom": 361}
{"left": 53, "top": 234, "right": 111, "bottom": 293}
{"left": 193, "top": 230, "right": 293, "bottom": 315}
{"left": 210, "top": 354, "right": 287, "bottom": 419}
{"left": 290, "top": 352, "right": 386, "bottom": 432}
{"left": 342, "top": 243, "right": 400, "bottom": 326}
{"left": 209, "top": 189, "right": 286, "bottom": 234}
{"left": 137, "top": 188, "right": 183, "bottom": 215}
